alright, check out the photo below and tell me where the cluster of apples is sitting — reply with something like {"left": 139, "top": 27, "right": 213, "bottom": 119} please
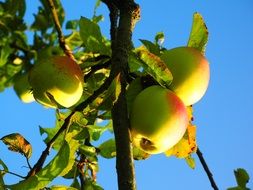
{"left": 130, "top": 47, "right": 210, "bottom": 154}
{"left": 14, "top": 56, "right": 84, "bottom": 108}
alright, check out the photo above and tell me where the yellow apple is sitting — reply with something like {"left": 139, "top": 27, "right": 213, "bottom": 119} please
{"left": 160, "top": 47, "right": 210, "bottom": 106}
{"left": 29, "top": 56, "right": 83, "bottom": 108}
{"left": 130, "top": 85, "right": 188, "bottom": 154}
{"left": 13, "top": 73, "right": 35, "bottom": 103}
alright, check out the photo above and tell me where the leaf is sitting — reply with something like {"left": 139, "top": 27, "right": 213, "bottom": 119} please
{"left": 79, "top": 17, "right": 110, "bottom": 55}
{"left": 79, "top": 144, "right": 97, "bottom": 157}
{"left": 139, "top": 39, "right": 160, "bottom": 55}
{"left": 234, "top": 168, "right": 250, "bottom": 188}
{"left": 98, "top": 139, "right": 116, "bottom": 159}
{"left": 0, "top": 159, "right": 8, "bottom": 172}
{"left": 132, "top": 146, "right": 150, "bottom": 160}
{"left": 185, "top": 155, "right": 195, "bottom": 169}
{"left": 126, "top": 77, "right": 143, "bottom": 112}
{"left": 83, "top": 179, "right": 103, "bottom": 190}
{"left": 165, "top": 124, "right": 197, "bottom": 159}
{"left": 155, "top": 32, "right": 165, "bottom": 46}
{"left": 49, "top": 185, "right": 78, "bottom": 190}
{"left": 0, "top": 159, "right": 7, "bottom": 190}
{"left": 87, "top": 125, "right": 108, "bottom": 141}
{"left": 187, "top": 12, "right": 209, "bottom": 54}
{"left": 1, "top": 133, "right": 32, "bottom": 159}
{"left": 136, "top": 48, "right": 173, "bottom": 88}
{"left": 0, "top": 45, "right": 12, "bottom": 67}
{"left": 8, "top": 135, "right": 79, "bottom": 190}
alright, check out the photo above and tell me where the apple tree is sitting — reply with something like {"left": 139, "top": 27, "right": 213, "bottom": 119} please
{"left": 0, "top": 0, "right": 250, "bottom": 190}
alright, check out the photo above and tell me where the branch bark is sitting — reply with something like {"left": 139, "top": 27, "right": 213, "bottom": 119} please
{"left": 103, "top": 1, "right": 140, "bottom": 189}
{"left": 197, "top": 148, "right": 219, "bottom": 190}
{"left": 46, "top": 0, "right": 75, "bottom": 60}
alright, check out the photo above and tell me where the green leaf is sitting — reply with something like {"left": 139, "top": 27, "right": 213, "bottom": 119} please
{"left": 155, "top": 32, "right": 165, "bottom": 45}
{"left": 185, "top": 155, "right": 195, "bottom": 169}
{"left": 1, "top": 133, "right": 32, "bottom": 159}
{"left": 79, "top": 144, "right": 97, "bottom": 157}
{"left": 83, "top": 179, "right": 103, "bottom": 190}
{"left": 79, "top": 17, "right": 110, "bottom": 55}
{"left": 66, "top": 20, "right": 79, "bottom": 30}
{"left": 132, "top": 146, "right": 150, "bottom": 160}
{"left": 88, "top": 125, "right": 108, "bottom": 141}
{"left": 0, "top": 159, "right": 8, "bottom": 173}
{"left": 0, "top": 45, "right": 12, "bottom": 67}
{"left": 187, "top": 12, "right": 209, "bottom": 54}
{"left": 136, "top": 49, "right": 173, "bottom": 88}
{"left": 234, "top": 168, "right": 250, "bottom": 188}
{"left": 139, "top": 39, "right": 160, "bottom": 55}
{"left": 8, "top": 136, "right": 79, "bottom": 190}
{"left": 126, "top": 77, "right": 143, "bottom": 112}
{"left": 98, "top": 139, "right": 116, "bottom": 159}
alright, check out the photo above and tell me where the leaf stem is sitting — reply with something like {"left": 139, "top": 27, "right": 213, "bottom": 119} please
{"left": 0, "top": 170, "right": 25, "bottom": 179}
{"left": 197, "top": 148, "right": 219, "bottom": 190}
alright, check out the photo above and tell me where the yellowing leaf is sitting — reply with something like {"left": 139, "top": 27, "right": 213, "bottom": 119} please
{"left": 136, "top": 48, "right": 173, "bottom": 88}
{"left": 165, "top": 124, "right": 197, "bottom": 158}
{"left": 1, "top": 133, "right": 32, "bottom": 159}
{"left": 186, "top": 106, "right": 194, "bottom": 121}
{"left": 187, "top": 12, "right": 209, "bottom": 54}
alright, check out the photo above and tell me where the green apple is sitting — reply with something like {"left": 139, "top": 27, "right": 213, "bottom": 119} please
{"left": 130, "top": 85, "right": 188, "bottom": 154}
{"left": 161, "top": 47, "right": 210, "bottom": 106}
{"left": 29, "top": 56, "right": 83, "bottom": 108}
{"left": 13, "top": 73, "right": 35, "bottom": 103}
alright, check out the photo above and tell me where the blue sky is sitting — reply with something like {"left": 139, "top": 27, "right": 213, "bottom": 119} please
{"left": 1, "top": 0, "right": 253, "bottom": 189}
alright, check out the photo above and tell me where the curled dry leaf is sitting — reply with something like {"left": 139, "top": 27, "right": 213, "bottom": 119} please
{"left": 165, "top": 124, "right": 197, "bottom": 159}
{"left": 0, "top": 133, "right": 32, "bottom": 159}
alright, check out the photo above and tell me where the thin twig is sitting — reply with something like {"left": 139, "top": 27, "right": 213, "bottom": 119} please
{"left": 84, "top": 59, "right": 111, "bottom": 81}
{"left": 26, "top": 157, "right": 32, "bottom": 170}
{"left": 46, "top": 0, "right": 75, "bottom": 60}
{"left": 197, "top": 148, "right": 219, "bottom": 190}
{"left": 0, "top": 170, "right": 26, "bottom": 179}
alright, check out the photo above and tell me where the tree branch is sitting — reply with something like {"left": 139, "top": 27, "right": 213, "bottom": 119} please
{"left": 46, "top": 0, "right": 74, "bottom": 60}
{"left": 103, "top": 1, "right": 140, "bottom": 189}
{"left": 197, "top": 148, "right": 219, "bottom": 190}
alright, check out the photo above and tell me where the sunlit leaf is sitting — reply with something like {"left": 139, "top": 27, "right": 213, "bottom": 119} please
{"left": 155, "top": 32, "right": 165, "bottom": 46}
{"left": 132, "top": 146, "right": 150, "bottom": 160}
{"left": 79, "top": 17, "right": 110, "bottom": 55}
{"left": 0, "top": 46, "right": 12, "bottom": 67}
{"left": 136, "top": 48, "right": 173, "bottom": 88}
{"left": 98, "top": 139, "right": 116, "bottom": 159}
{"left": 87, "top": 125, "right": 108, "bottom": 141}
{"left": 49, "top": 185, "right": 78, "bottom": 190}
{"left": 8, "top": 135, "right": 79, "bottom": 190}
{"left": 79, "top": 144, "right": 97, "bottom": 157}
{"left": 185, "top": 155, "right": 195, "bottom": 169}
{"left": 139, "top": 39, "right": 160, "bottom": 55}
{"left": 187, "top": 12, "right": 208, "bottom": 54}
{"left": 83, "top": 178, "right": 103, "bottom": 190}
{"left": 1, "top": 133, "right": 32, "bottom": 159}
{"left": 165, "top": 124, "right": 197, "bottom": 158}
{"left": 234, "top": 168, "right": 250, "bottom": 188}
{"left": 126, "top": 77, "right": 143, "bottom": 112}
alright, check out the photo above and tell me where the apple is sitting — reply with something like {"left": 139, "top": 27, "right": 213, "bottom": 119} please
{"left": 130, "top": 85, "right": 188, "bottom": 154}
{"left": 13, "top": 73, "right": 35, "bottom": 103}
{"left": 160, "top": 47, "right": 210, "bottom": 106}
{"left": 29, "top": 56, "right": 84, "bottom": 108}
